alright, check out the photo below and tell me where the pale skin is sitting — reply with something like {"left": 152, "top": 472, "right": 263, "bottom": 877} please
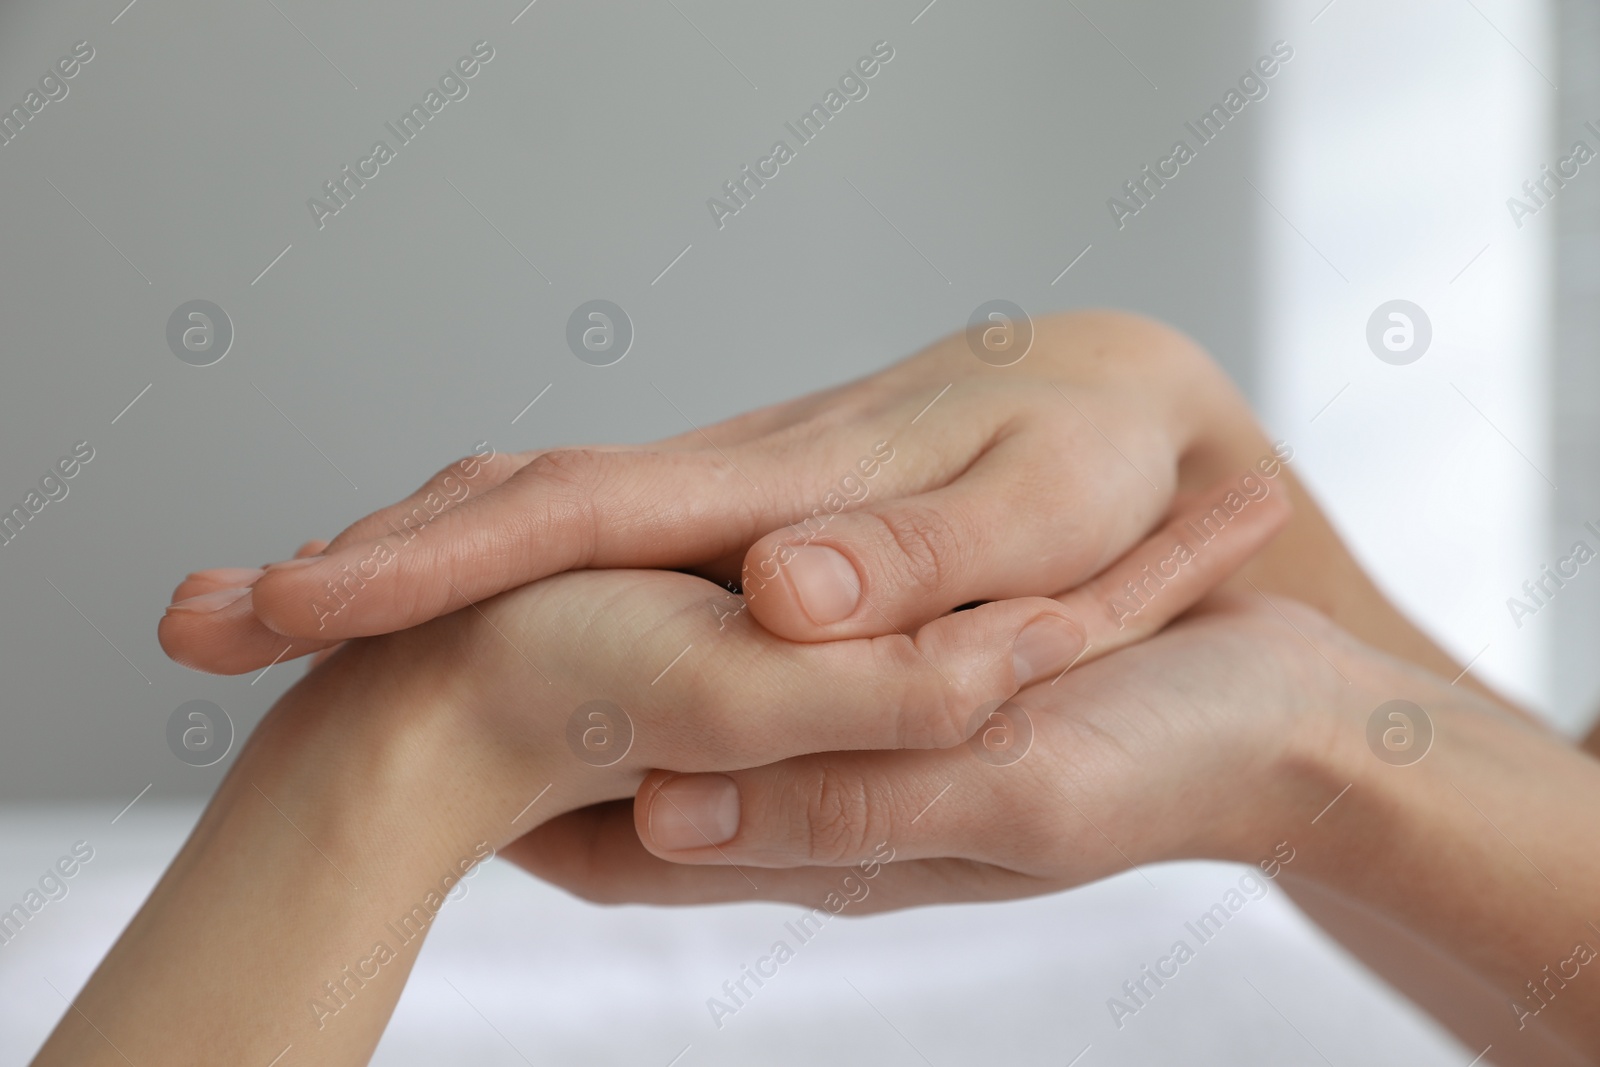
{"left": 42, "top": 312, "right": 1599, "bottom": 1064}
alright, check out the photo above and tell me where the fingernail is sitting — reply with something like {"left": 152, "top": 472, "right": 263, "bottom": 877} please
{"left": 786, "top": 545, "right": 861, "bottom": 625}
{"left": 263, "top": 555, "right": 324, "bottom": 572}
{"left": 186, "top": 567, "right": 265, "bottom": 587}
{"left": 649, "top": 774, "right": 741, "bottom": 852}
{"left": 1012, "top": 615, "right": 1086, "bottom": 687}
{"left": 166, "top": 587, "right": 252, "bottom": 615}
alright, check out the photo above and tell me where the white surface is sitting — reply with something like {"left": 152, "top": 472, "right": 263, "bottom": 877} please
{"left": 0, "top": 804, "right": 1472, "bottom": 1065}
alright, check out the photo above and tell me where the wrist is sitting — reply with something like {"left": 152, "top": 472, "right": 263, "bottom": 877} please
{"left": 1193, "top": 607, "right": 1368, "bottom": 868}
{"left": 1277, "top": 629, "right": 1522, "bottom": 869}
{"left": 37, "top": 649, "right": 513, "bottom": 1066}
{"left": 236, "top": 656, "right": 487, "bottom": 890}
{"left": 265, "top": 625, "right": 643, "bottom": 855}
{"left": 246, "top": 635, "right": 552, "bottom": 864}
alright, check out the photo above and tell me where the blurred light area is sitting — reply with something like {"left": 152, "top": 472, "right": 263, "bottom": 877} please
{"left": 1258, "top": 0, "right": 1555, "bottom": 718}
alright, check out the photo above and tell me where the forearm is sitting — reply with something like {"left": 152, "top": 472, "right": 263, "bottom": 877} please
{"left": 1285, "top": 649, "right": 1600, "bottom": 1061}
{"left": 32, "top": 649, "right": 520, "bottom": 1066}
{"left": 1281, "top": 879, "right": 1595, "bottom": 1066}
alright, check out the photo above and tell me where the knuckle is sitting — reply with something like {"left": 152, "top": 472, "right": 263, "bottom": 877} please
{"left": 916, "top": 693, "right": 971, "bottom": 751}
{"left": 869, "top": 504, "right": 964, "bottom": 594}
{"left": 872, "top": 635, "right": 968, "bottom": 749}
{"left": 653, "top": 648, "right": 752, "bottom": 768}
{"left": 512, "top": 448, "right": 607, "bottom": 562}
{"left": 426, "top": 460, "right": 463, "bottom": 490}
{"left": 518, "top": 447, "right": 607, "bottom": 495}
{"left": 802, "top": 763, "right": 884, "bottom": 864}
{"left": 428, "top": 450, "right": 500, "bottom": 499}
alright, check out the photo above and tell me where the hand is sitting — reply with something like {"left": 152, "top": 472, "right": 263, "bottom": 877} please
{"left": 161, "top": 311, "right": 1268, "bottom": 675}
{"left": 500, "top": 591, "right": 1333, "bottom": 909}
{"left": 507, "top": 595, "right": 1600, "bottom": 1061}
{"left": 341, "top": 475, "right": 1288, "bottom": 831}
{"left": 159, "top": 537, "right": 331, "bottom": 673}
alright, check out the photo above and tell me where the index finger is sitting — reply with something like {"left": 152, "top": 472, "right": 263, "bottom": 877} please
{"left": 249, "top": 417, "right": 985, "bottom": 642}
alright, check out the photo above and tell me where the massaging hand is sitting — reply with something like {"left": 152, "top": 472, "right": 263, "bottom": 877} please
{"left": 159, "top": 311, "right": 1277, "bottom": 676}
{"left": 498, "top": 590, "right": 1330, "bottom": 909}
{"left": 499, "top": 590, "right": 1600, "bottom": 1060}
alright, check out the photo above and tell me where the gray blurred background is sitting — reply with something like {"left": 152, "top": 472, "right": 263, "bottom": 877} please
{"left": 3, "top": 0, "right": 1591, "bottom": 803}
{"left": 2, "top": 0, "right": 1282, "bottom": 803}
{"left": 0, "top": 0, "right": 1593, "bottom": 1062}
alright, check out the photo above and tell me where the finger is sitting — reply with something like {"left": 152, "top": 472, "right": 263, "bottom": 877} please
{"left": 158, "top": 588, "right": 334, "bottom": 675}
{"left": 635, "top": 592, "right": 1088, "bottom": 766}
{"left": 273, "top": 450, "right": 530, "bottom": 564}
{"left": 309, "top": 446, "right": 706, "bottom": 553}
{"left": 740, "top": 432, "right": 1168, "bottom": 640}
{"left": 635, "top": 752, "right": 945, "bottom": 867}
{"left": 160, "top": 539, "right": 336, "bottom": 675}
{"left": 1049, "top": 472, "right": 1291, "bottom": 670}
{"left": 250, "top": 447, "right": 768, "bottom": 639}
{"left": 168, "top": 567, "right": 266, "bottom": 605}
{"left": 277, "top": 410, "right": 802, "bottom": 598}
{"left": 249, "top": 426, "right": 960, "bottom": 641}
{"left": 170, "top": 539, "right": 328, "bottom": 604}
{"left": 629, "top": 745, "right": 1084, "bottom": 878}
{"left": 632, "top": 706, "right": 1150, "bottom": 880}
{"left": 272, "top": 399, "right": 832, "bottom": 572}
{"left": 502, "top": 800, "right": 1022, "bottom": 911}
{"left": 740, "top": 454, "right": 1286, "bottom": 644}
